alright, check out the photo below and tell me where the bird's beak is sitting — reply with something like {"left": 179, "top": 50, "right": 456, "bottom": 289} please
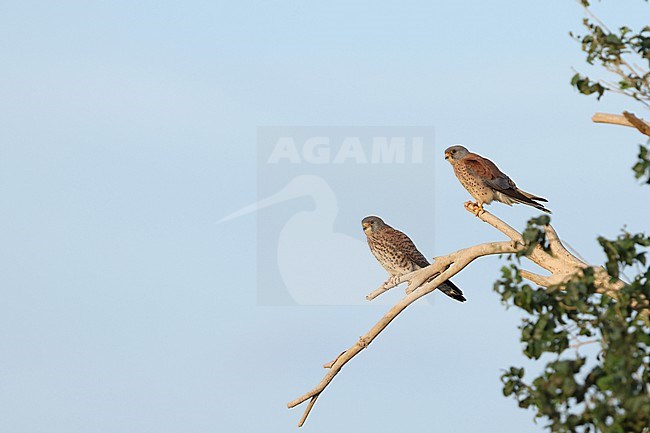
{"left": 444, "top": 152, "right": 451, "bottom": 160}
{"left": 362, "top": 222, "right": 370, "bottom": 230}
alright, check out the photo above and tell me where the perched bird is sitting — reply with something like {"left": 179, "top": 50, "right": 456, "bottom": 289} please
{"left": 362, "top": 216, "right": 466, "bottom": 302}
{"left": 444, "top": 145, "right": 551, "bottom": 214}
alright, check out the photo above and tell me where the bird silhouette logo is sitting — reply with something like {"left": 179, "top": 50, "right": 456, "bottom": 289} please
{"left": 219, "top": 175, "right": 392, "bottom": 305}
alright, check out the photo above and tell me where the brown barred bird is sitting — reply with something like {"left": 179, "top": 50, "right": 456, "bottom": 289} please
{"left": 444, "top": 145, "right": 551, "bottom": 214}
{"left": 362, "top": 216, "right": 466, "bottom": 302}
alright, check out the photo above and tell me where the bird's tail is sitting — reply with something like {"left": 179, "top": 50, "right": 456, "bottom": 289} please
{"left": 520, "top": 190, "right": 548, "bottom": 203}
{"left": 512, "top": 188, "right": 552, "bottom": 214}
{"left": 438, "top": 280, "right": 466, "bottom": 303}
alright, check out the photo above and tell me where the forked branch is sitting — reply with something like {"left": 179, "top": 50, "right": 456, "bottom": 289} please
{"left": 287, "top": 204, "right": 622, "bottom": 427}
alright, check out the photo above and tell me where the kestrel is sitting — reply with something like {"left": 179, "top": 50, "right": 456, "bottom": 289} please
{"left": 362, "top": 216, "right": 466, "bottom": 302}
{"left": 444, "top": 145, "right": 551, "bottom": 214}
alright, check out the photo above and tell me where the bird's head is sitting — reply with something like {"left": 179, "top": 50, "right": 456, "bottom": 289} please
{"left": 361, "top": 216, "right": 385, "bottom": 234}
{"left": 444, "top": 145, "right": 469, "bottom": 162}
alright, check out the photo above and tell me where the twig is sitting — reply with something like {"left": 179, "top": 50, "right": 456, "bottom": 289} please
{"left": 570, "top": 339, "right": 599, "bottom": 349}
{"left": 298, "top": 396, "right": 319, "bottom": 428}
{"left": 323, "top": 352, "right": 345, "bottom": 369}
{"left": 578, "top": 0, "right": 612, "bottom": 34}
{"left": 520, "top": 270, "right": 555, "bottom": 287}
{"left": 366, "top": 271, "right": 416, "bottom": 301}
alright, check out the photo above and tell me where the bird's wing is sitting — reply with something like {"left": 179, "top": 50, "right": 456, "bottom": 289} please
{"left": 465, "top": 154, "right": 551, "bottom": 212}
{"left": 385, "top": 227, "right": 430, "bottom": 268}
{"left": 463, "top": 153, "right": 514, "bottom": 190}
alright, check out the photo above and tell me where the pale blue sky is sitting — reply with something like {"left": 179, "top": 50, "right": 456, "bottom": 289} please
{"left": 1, "top": 1, "right": 648, "bottom": 432}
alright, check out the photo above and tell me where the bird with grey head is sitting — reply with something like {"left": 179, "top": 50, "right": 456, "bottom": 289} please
{"left": 444, "top": 145, "right": 551, "bottom": 214}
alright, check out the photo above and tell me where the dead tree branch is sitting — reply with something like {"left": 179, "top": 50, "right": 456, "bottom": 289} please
{"left": 287, "top": 203, "right": 623, "bottom": 427}
{"left": 287, "top": 239, "right": 517, "bottom": 426}
{"left": 592, "top": 112, "right": 650, "bottom": 137}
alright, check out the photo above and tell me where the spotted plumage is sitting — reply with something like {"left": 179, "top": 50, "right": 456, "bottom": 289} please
{"left": 362, "top": 216, "right": 466, "bottom": 303}
{"left": 444, "top": 145, "right": 551, "bottom": 214}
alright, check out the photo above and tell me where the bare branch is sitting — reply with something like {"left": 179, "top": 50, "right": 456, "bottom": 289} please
{"left": 287, "top": 287, "right": 434, "bottom": 419}
{"left": 366, "top": 271, "right": 416, "bottom": 301}
{"left": 288, "top": 235, "right": 519, "bottom": 425}
{"left": 570, "top": 339, "right": 600, "bottom": 350}
{"left": 519, "top": 270, "right": 555, "bottom": 287}
{"left": 546, "top": 224, "right": 585, "bottom": 265}
{"left": 592, "top": 112, "right": 650, "bottom": 136}
{"left": 297, "top": 396, "right": 319, "bottom": 428}
{"left": 323, "top": 352, "right": 345, "bottom": 369}
{"left": 288, "top": 206, "right": 629, "bottom": 426}
{"left": 464, "top": 201, "right": 524, "bottom": 243}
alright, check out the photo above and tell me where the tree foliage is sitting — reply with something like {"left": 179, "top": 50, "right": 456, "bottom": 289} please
{"left": 570, "top": 0, "right": 650, "bottom": 184}
{"left": 494, "top": 3, "right": 650, "bottom": 432}
{"left": 496, "top": 230, "right": 650, "bottom": 433}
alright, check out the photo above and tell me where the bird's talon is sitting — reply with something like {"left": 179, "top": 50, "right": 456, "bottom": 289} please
{"left": 384, "top": 275, "right": 401, "bottom": 288}
{"left": 464, "top": 201, "right": 484, "bottom": 216}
